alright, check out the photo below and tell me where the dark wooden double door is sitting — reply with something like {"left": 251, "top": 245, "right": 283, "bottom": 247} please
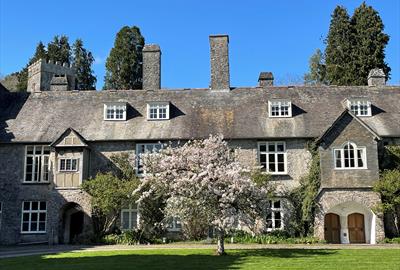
{"left": 324, "top": 213, "right": 365, "bottom": 244}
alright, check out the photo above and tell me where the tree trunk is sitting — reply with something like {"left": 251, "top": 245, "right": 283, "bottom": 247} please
{"left": 217, "top": 230, "right": 226, "bottom": 256}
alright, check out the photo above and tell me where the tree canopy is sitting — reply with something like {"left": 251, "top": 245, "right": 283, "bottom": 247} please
{"left": 135, "top": 135, "right": 270, "bottom": 255}
{"left": 73, "top": 39, "right": 97, "bottom": 90}
{"left": 305, "top": 2, "right": 390, "bottom": 86}
{"left": 104, "top": 26, "right": 145, "bottom": 90}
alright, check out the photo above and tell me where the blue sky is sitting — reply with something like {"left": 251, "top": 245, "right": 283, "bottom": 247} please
{"left": 0, "top": 0, "right": 399, "bottom": 89}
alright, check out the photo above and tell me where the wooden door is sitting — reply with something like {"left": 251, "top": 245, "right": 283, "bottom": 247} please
{"left": 348, "top": 213, "right": 365, "bottom": 243}
{"left": 324, "top": 213, "right": 341, "bottom": 243}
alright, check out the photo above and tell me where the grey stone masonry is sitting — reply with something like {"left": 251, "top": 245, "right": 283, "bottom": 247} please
{"left": 142, "top": 44, "right": 161, "bottom": 90}
{"left": 258, "top": 72, "right": 274, "bottom": 87}
{"left": 319, "top": 113, "right": 380, "bottom": 189}
{"left": 368, "top": 68, "right": 386, "bottom": 87}
{"left": 27, "top": 59, "right": 76, "bottom": 92}
{"left": 209, "top": 35, "right": 230, "bottom": 90}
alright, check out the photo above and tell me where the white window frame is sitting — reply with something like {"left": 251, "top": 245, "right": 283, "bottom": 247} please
{"left": 268, "top": 100, "right": 292, "bottom": 118}
{"left": 104, "top": 103, "right": 127, "bottom": 121}
{"left": 347, "top": 99, "right": 372, "bottom": 117}
{"left": 258, "top": 141, "right": 288, "bottom": 175}
{"left": 24, "top": 145, "right": 51, "bottom": 183}
{"left": 166, "top": 217, "right": 182, "bottom": 232}
{"left": 58, "top": 158, "right": 79, "bottom": 172}
{"left": 136, "top": 143, "right": 163, "bottom": 175}
{"left": 267, "top": 200, "right": 283, "bottom": 231}
{"left": 147, "top": 102, "right": 170, "bottom": 120}
{"left": 120, "top": 204, "right": 139, "bottom": 231}
{"left": 21, "top": 201, "right": 47, "bottom": 234}
{"left": 333, "top": 142, "right": 367, "bottom": 170}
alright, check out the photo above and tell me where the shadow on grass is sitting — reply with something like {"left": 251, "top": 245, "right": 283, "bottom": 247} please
{"left": 0, "top": 249, "right": 338, "bottom": 270}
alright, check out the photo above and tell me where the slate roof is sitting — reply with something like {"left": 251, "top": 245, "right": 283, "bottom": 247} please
{"left": 1, "top": 86, "right": 399, "bottom": 143}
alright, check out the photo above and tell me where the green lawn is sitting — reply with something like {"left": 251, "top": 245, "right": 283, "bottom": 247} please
{"left": 1, "top": 248, "right": 399, "bottom": 270}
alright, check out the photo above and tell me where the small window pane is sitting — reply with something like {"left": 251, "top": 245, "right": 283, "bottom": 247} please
{"left": 268, "top": 144, "right": 275, "bottom": 152}
{"left": 23, "top": 202, "right": 30, "bottom": 210}
{"left": 259, "top": 144, "right": 266, "bottom": 152}
{"left": 273, "top": 200, "right": 281, "bottom": 209}
{"left": 31, "top": 202, "right": 38, "bottom": 210}
{"left": 122, "top": 212, "right": 130, "bottom": 229}
{"left": 40, "top": 202, "right": 46, "bottom": 210}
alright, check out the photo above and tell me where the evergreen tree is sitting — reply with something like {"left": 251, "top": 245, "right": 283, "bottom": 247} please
{"left": 16, "top": 42, "right": 48, "bottom": 91}
{"left": 104, "top": 26, "right": 145, "bottom": 90}
{"left": 47, "top": 35, "right": 72, "bottom": 64}
{"left": 350, "top": 2, "right": 390, "bottom": 85}
{"left": 325, "top": 6, "right": 353, "bottom": 85}
{"left": 304, "top": 49, "right": 327, "bottom": 85}
{"left": 307, "top": 3, "right": 391, "bottom": 86}
{"left": 72, "top": 39, "right": 97, "bottom": 90}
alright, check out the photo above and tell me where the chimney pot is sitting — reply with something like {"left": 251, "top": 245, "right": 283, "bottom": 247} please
{"left": 368, "top": 68, "right": 386, "bottom": 86}
{"left": 209, "top": 35, "right": 230, "bottom": 90}
{"left": 258, "top": 72, "right": 274, "bottom": 87}
{"left": 142, "top": 44, "right": 161, "bottom": 90}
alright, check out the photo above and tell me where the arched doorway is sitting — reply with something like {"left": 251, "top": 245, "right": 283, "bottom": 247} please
{"left": 61, "top": 202, "right": 84, "bottom": 244}
{"left": 324, "top": 213, "right": 341, "bottom": 243}
{"left": 348, "top": 213, "right": 365, "bottom": 243}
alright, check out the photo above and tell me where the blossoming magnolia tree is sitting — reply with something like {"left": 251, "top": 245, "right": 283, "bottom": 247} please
{"left": 134, "top": 135, "right": 269, "bottom": 255}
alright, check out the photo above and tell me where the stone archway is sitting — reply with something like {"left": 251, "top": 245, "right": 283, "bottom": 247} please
{"left": 315, "top": 190, "right": 384, "bottom": 244}
{"left": 60, "top": 202, "right": 84, "bottom": 244}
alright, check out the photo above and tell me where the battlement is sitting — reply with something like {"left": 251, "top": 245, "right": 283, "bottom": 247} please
{"left": 27, "top": 59, "right": 76, "bottom": 92}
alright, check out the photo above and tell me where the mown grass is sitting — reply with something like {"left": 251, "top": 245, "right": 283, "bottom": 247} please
{"left": 1, "top": 248, "right": 399, "bottom": 270}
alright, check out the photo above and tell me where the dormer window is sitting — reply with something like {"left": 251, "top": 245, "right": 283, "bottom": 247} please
{"left": 347, "top": 99, "right": 371, "bottom": 117}
{"left": 268, "top": 100, "right": 292, "bottom": 117}
{"left": 104, "top": 103, "right": 127, "bottom": 121}
{"left": 147, "top": 102, "right": 170, "bottom": 120}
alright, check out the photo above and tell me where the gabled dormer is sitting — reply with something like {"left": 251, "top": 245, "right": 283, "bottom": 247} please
{"left": 51, "top": 128, "right": 90, "bottom": 188}
{"left": 317, "top": 110, "right": 380, "bottom": 189}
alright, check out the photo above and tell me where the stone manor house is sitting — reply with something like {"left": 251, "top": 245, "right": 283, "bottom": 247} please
{"left": 0, "top": 35, "right": 399, "bottom": 245}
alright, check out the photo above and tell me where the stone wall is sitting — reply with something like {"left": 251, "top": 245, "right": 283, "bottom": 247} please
{"left": 319, "top": 114, "right": 380, "bottom": 188}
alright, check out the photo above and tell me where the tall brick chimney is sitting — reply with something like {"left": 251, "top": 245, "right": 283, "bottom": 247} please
{"left": 209, "top": 35, "right": 230, "bottom": 91}
{"left": 142, "top": 44, "right": 161, "bottom": 90}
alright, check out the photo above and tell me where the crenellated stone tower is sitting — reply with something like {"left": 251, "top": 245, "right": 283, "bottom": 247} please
{"left": 27, "top": 59, "right": 77, "bottom": 92}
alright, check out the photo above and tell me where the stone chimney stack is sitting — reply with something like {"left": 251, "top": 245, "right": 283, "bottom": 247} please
{"left": 258, "top": 72, "right": 274, "bottom": 87}
{"left": 142, "top": 44, "right": 161, "bottom": 90}
{"left": 368, "top": 68, "right": 386, "bottom": 86}
{"left": 209, "top": 35, "right": 230, "bottom": 91}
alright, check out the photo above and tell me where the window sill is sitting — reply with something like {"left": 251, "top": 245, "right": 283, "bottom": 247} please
{"left": 103, "top": 119, "right": 127, "bottom": 122}
{"left": 147, "top": 118, "right": 170, "bottom": 121}
{"left": 333, "top": 168, "right": 368, "bottom": 171}
{"left": 20, "top": 231, "right": 47, "bottom": 234}
{"left": 22, "top": 182, "right": 50, "bottom": 185}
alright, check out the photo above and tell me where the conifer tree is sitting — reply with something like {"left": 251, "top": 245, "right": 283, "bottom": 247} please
{"left": 307, "top": 2, "right": 391, "bottom": 86}
{"left": 72, "top": 39, "right": 97, "bottom": 90}
{"left": 350, "top": 2, "right": 390, "bottom": 85}
{"left": 47, "top": 35, "right": 72, "bottom": 64}
{"left": 324, "top": 6, "right": 353, "bottom": 85}
{"left": 104, "top": 26, "right": 145, "bottom": 90}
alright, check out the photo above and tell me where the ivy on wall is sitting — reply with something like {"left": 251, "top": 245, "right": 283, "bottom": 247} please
{"left": 287, "top": 141, "right": 321, "bottom": 237}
